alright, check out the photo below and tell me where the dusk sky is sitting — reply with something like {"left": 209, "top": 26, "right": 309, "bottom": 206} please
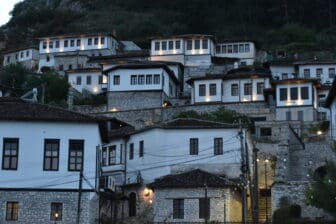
{"left": 0, "top": 0, "right": 23, "bottom": 26}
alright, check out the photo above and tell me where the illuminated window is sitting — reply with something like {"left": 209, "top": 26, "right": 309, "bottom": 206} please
{"left": 6, "top": 202, "right": 18, "bottom": 221}
{"left": 50, "top": 203, "right": 62, "bottom": 221}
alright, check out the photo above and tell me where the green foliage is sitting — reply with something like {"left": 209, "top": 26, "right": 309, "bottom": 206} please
{"left": 305, "top": 161, "right": 336, "bottom": 217}
{"left": 0, "top": 64, "right": 69, "bottom": 104}
{"left": 175, "top": 107, "right": 249, "bottom": 125}
{"left": 73, "top": 93, "right": 106, "bottom": 105}
{"left": 273, "top": 196, "right": 302, "bottom": 224}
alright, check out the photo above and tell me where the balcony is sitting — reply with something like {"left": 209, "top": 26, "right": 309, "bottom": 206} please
{"left": 102, "top": 163, "right": 125, "bottom": 173}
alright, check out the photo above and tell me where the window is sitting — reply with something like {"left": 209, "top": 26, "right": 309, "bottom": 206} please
{"left": 169, "top": 41, "right": 174, "bottom": 50}
{"left": 6, "top": 202, "right": 19, "bottom": 221}
{"left": 26, "top": 50, "right": 30, "bottom": 57}
{"left": 279, "top": 88, "right": 287, "bottom": 101}
{"left": 175, "top": 40, "right": 181, "bottom": 49}
{"left": 113, "top": 75, "right": 120, "bottom": 85}
{"left": 239, "top": 44, "right": 244, "bottom": 52}
{"left": 76, "top": 76, "right": 82, "bottom": 85}
{"left": 94, "top": 37, "right": 99, "bottom": 45}
{"left": 46, "top": 55, "right": 50, "bottom": 62}
{"left": 233, "top": 44, "right": 238, "bottom": 53}
{"left": 129, "top": 143, "right": 134, "bottom": 160}
{"left": 108, "top": 145, "right": 116, "bottom": 165}
{"left": 50, "top": 202, "right": 62, "bottom": 221}
{"left": 329, "top": 68, "right": 335, "bottom": 78}
{"left": 146, "top": 75, "right": 152, "bottom": 84}
{"left": 68, "top": 64, "right": 72, "bottom": 70}
{"left": 231, "top": 84, "right": 238, "bottom": 96}
{"left": 257, "top": 82, "right": 264, "bottom": 94}
{"left": 162, "top": 41, "right": 167, "bottom": 50}
{"left": 316, "top": 68, "right": 323, "bottom": 79}
{"left": 169, "top": 84, "right": 173, "bottom": 96}
{"left": 189, "top": 138, "right": 198, "bottom": 155}
{"left": 194, "top": 39, "right": 200, "bottom": 49}
{"left": 86, "top": 75, "right": 92, "bottom": 85}
{"left": 282, "top": 73, "right": 288, "bottom": 79}
{"left": 227, "top": 45, "right": 233, "bottom": 53}
{"left": 214, "top": 138, "right": 223, "bottom": 155}
{"left": 209, "top": 83, "right": 216, "bottom": 96}
{"left": 186, "top": 39, "right": 192, "bottom": 50}
{"left": 6, "top": 56, "right": 10, "bottom": 63}
{"left": 49, "top": 41, "right": 53, "bottom": 49}
{"left": 76, "top": 39, "right": 81, "bottom": 47}
{"left": 199, "top": 84, "right": 206, "bottom": 96}
{"left": 154, "top": 74, "right": 160, "bottom": 84}
{"left": 154, "top": 41, "right": 160, "bottom": 51}
{"left": 88, "top": 38, "right": 92, "bottom": 45}
{"left": 222, "top": 45, "right": 227, "bottom": 53}
{"left": 138, "top": 75, "right": 145, "bottom": 85}
{"left": 301, "top": 87, "right": 309, "bottom": 100}
{"left": 44, "top": 139, "right": 59, "bottom": 171}
{"left": 20, "top": 52, "right": 24, "bottom": 58}
{"left": 286, "top": 111, "right": 291, "bottom": 121}
{"left": 139, "top": 140, "right": 144, "bottom": 157}
{"left": 129, "top": 193, "right": 137, "bottom": 217}
{"left": 216, "top": 45, "right": 221, "bottom": 54}
{"left": 15, "top": 54, "right": 18, "bottom": 60}
{"left": 101, "top": 37, "right": 105, "bottom": 45}
{"left": 64, "top": 40, "right": 68, "bottom": 47}
{"left": 260, "top": 128, "right": 272, "bottom": 136}
{"left": 130, "top": 75, "right": 137, "bottom": 85}
{"left": 244, "top": 83, "right": 252, "bottom": 95}
{"left": 59, "top": 64, "right": 64, "bottom": 71}
{"left": 290, "top": 87, "right": 298, "bottom": 100}
{"left": 173, "top": 199, "right": 184, "bottom": 219}
{"left": 298, "top": 111, "right": 303, "bottom": 121}
{"left": 98, "top": 75, "right": 103, "bottom": 84}
{"left": 102, "top": 147, "right": 107, "bottom": 165}
{"left": 2, "top": 138, "right": 19, "bottom": 170}
{"left": 43, "top": 41, "right": 47, "bottom": 49}
{"left": 202, "top": 39, "right": 208, "bottom": 49}
{"left": 199, "top": 198, "right": 210, "bottom": 219}
{"left": 68, "top": 140, "right": 84, "bottom": 171}
{"left": 245, "top": 43, "right": 250, "bottom": 52}
{"left": 303, "top": 69, "right": 310, "bottom": 78}
{"left": 70, "top": 39, "right": 75, "bottom": 47}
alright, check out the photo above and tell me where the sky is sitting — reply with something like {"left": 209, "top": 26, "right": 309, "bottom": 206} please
{"left": 0, "top": 0, "right": 23, "bottom": 26}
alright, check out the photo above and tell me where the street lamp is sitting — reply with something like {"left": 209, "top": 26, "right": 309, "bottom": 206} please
{"left": 264, "top": 159, "right": 269, "bottom": 224}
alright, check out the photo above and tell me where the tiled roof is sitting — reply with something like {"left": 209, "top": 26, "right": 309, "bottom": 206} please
{"left": 148, "top": 169, "right": 237, "bottom": 188}
{"left": 324, "top": 78, "right": 336, "bottom": 107}
{"left": 0, "top": 98, "right": 99, "bottom": 123}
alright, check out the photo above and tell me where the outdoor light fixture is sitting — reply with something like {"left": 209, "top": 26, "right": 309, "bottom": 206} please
{"left": 317, "top": 130, "right": 323, "bottom": 135}
{"left": 143, "top": 187, "right": 151, "bottom": 197}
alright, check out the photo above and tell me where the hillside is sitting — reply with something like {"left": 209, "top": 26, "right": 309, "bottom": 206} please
{"left": 2, "top": 0, "right": 336, "bottom": 54}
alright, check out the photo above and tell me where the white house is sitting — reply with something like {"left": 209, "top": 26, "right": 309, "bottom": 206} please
{"left": 100, "top": 118, "right": 246, "bottom": 223}
{"left": 67, "top": 68, "right": 107, "bottom": 94}
{"left": 295, "top": 60, "right": 336, "bottom": 85}
{"left": 150, "top": 34, "right": 216, "bottom": 66}
{"left": 38, "top": 33, "right": 119, "bottom": 73}
{"left": 0, "top": 98, "right": 105, "bottom": 224}
{"left": 103, "top": 63, "right": 180, "bottom": 111}
{"left": 215, "top": 41, "right": 256, "bottom": 66}
{"left": 187, "top": 68, "right": 271, "bottom": 104}
{"left": 272, "top": 79, "right": 320, "bottom": 121}
{"left": 2, "top": 47, "right": 39, "bottom": 71}
{"left": 269, "top": 60, "right": 296, "bottom": 80}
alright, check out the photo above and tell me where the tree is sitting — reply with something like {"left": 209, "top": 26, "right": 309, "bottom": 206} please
{"left": 305, "top": 161, "right": 336, "bottom": 217}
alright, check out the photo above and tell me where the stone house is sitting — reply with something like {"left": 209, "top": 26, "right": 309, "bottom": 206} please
{"left": 0, "top": 97, "right": 106, "bottom": 224}
{"left": 99, "top": 118, "right": 248, "bottom": 223}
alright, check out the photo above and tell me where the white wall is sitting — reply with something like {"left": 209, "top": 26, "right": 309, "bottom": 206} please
{"left": 151, "top": 38, "right": 184, "bottom": 56}
{"left": 215, "top": 42, "right": 256, "bottom": 64}
{"left": 298, "top": 64, "right": 336, "bottom": 84}
{"left": 107, "top": 68, "right": 177, "bottom": 97}
{"left": 194, "top": 79, "right": 222, "bottom": 103}
{"left": 3, "top": 49, "right": 38, "bottom": 66}
{"left": 329, "top": 99, "right": 336, "bottom": 140}
{"left": 269, "top": 65, "right": 296, "bottom": 80}
{"left": 276, "top": 83, "right": 314, "bottom": 107}
{"left": 68, "top": 71, "right": 104, "bottom": 94}
{"left": 124, "top": 128, "right": 241, "bottom": 183}
{"left": 0, "top": 121, "right": 101, "bottom": 190}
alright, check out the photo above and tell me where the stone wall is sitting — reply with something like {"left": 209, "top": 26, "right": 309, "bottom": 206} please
{"left": 0, "top": 190, "right": 98, "bottom": 224}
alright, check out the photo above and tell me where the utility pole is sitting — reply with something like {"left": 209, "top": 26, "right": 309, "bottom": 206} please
{"left": 76, "top": 165, "right": 83, "bottom": 224}
{"left": 239, "top": 118, "right": 248, "bottom": 224}
{"left": 252, "top": 145, "right": 259, "bottom": 224}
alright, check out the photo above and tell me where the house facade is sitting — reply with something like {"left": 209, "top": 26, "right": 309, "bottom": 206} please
{"left": 104, "top": 63, "right": 180, "bottom": 111}
{"left": 38, "top": 33, "right": 119, "bottom": 73}
{"left": 150, "top": 34, "right": 216, "bottom": 66}
{"left": 67, "top": 68, "right": 107, "bottom": 94}
{"left": 324, "top": 78, "right": 336, "bottom": 140}
{"left": 2, "top": 47, "right": 39, "bottom": 71}
{"left": 187, "top": 68, "right": 271, "bottom": 104}
{"left": 0, "top": 98, "right": 104, "bottom": 224}
{"left": 100, "top": 118, "right": 245, "bottom": 223}
{"left": 215, "top": 41, "right": 256, "bottom": 66}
